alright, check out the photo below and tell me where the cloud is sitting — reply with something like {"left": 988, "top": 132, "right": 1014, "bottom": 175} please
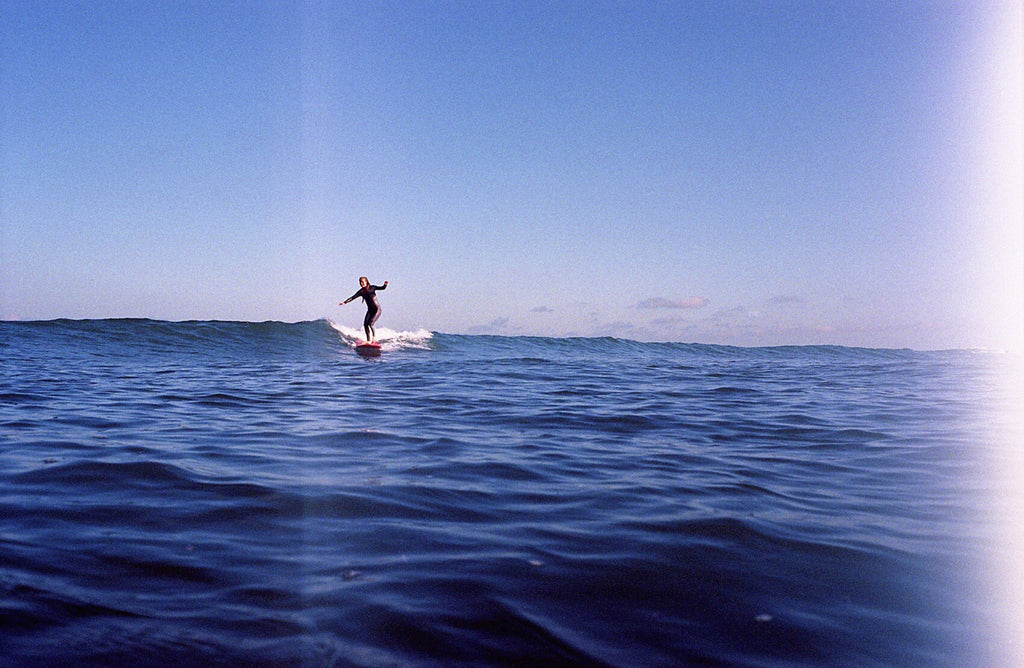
{"left": 767, "top": 295, "right": 804, "bottom": 306}
{"left": 602, "top": 320, "right": 637, "bottom": 336}
{"left": 634, "top": 296, "right": 708, "bottom": 310}
{"left": 468, "top": 317, "right": 510, "bottom": 334}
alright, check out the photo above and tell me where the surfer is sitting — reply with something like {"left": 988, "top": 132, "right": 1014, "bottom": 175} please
{"left": 340, "top": 277, "right": 388, "bottom": 342}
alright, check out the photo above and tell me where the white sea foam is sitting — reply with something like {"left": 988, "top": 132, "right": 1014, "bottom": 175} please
{"left": 328, "top": 320, "right": 433, "bottom": 351}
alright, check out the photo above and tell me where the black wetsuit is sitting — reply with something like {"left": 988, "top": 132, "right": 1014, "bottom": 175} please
{"left": 348, "top": 284, "right": 386, "bottom": 328}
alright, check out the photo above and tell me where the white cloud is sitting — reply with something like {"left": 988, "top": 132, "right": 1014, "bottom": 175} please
{"left": 767, "top": 295, "right": 804, "bottom": 306}
{"left": 468, "top": 317, "right": 510, "bottom": 334}
{"left": 634, "top": 296, "right": 709, "bottom": 310}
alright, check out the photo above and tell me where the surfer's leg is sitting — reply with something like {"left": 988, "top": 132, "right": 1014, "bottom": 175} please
{"left": 363, "top": 309, "right": 374, "bottom": 342}
{"left": 366, "top": 307, "right": 381, "bottom": 342}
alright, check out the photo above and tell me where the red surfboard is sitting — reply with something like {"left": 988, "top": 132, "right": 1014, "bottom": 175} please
{"left": 355, "top": 341, "right": 382, "bottom": 357}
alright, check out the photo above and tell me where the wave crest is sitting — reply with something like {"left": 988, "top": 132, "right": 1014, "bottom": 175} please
{"left": 327, "top": 320, "right": 433, "bottom": 351}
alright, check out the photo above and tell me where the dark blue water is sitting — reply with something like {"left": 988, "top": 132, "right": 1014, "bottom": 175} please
{"left": 1, "top": 319, "right": 1020, "bottom": 666}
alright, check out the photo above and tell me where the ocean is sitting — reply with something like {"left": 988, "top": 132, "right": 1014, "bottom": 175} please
{"left": 1, "top": 318, "right": 1021, "bottom": 667}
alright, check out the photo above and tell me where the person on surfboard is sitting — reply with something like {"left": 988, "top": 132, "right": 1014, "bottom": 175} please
{"left": 340, "top": 277, "right": 388, "bottom": 343}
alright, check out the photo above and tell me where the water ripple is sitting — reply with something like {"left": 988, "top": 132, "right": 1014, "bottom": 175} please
{"left": 0, "top": 320, "right": 1014, "bottom": 665}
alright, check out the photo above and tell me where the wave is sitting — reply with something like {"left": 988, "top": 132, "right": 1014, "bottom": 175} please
{"left": 1, "top": 318, "right": 434, "bottom": 359}
{"left": 427, "top": 332, "right": 946, "bottom": 363}
{"left": 327, "top": 321, "right": 434, "bottom": 352}
{"left": 1, "top": 318, "right": 977, "bottom": 362}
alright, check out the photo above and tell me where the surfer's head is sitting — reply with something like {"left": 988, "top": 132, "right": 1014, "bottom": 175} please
{"left": 359, "top": 276, "right": 369, "bottom": 287}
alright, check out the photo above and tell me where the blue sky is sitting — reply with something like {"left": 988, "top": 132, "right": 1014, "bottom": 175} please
{"left": 2, "top": 1, "right": 1021, "bottom": 350}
